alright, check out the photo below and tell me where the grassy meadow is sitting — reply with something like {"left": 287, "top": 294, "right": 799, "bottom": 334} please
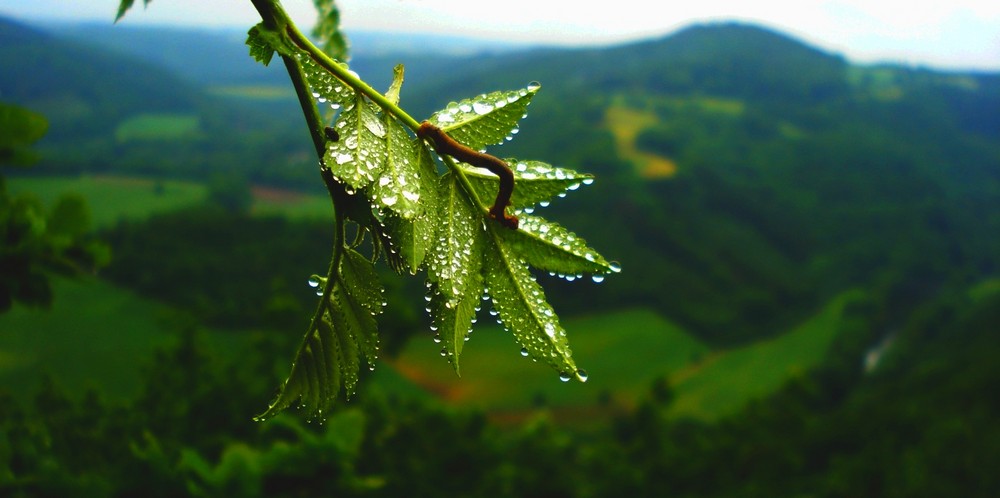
{"left": 114, "top": 112, "right": 202, "bottom": 143}
{"left": 7, "top": 175, "right": 208, "bottom": 228}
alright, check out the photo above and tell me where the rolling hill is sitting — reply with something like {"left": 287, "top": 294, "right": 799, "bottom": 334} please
{"left": 5, "top": 16, "right": 1000, "bottom": 348}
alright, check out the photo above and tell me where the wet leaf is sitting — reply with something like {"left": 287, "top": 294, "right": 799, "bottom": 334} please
{"left": 427, "top": 84, "right": 539, "bottom": 151}
{"left": 324, "top": 97, "right": 388, "bottom": 190}
{"left": 484, "top": 223, "right": 581, "bottom": 379}
{"left": 497, "top": 214, "right": 614, "bottom": 276}
{"left": 461, "top": 160, "right": 593, "bottom": 209}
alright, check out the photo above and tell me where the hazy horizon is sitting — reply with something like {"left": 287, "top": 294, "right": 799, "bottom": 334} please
{"left": 1, "top": 0, "right": 998, "bottom": 72}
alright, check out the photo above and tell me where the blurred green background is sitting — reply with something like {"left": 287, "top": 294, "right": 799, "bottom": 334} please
{"left": 2, "top": 14, "right": 1000, "bottom": 497}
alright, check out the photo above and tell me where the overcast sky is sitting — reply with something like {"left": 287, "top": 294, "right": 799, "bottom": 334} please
{"left": 1, "top": 0, "right": 998, "bottom": 71}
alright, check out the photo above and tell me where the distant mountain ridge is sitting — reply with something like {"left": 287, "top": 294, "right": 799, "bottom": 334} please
{"left": 2, "top": 14, "right": 999, "bottom": 346}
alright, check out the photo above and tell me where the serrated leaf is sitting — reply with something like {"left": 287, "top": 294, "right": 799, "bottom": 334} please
{"left": 371, "top": 117, "right": 422, "bottom": 218}
{"left": 295, "top": 49, "right": 354, "bottom": 109}
{"left": 333, "top": 248, "right": 382, "bottom": 369}
{"left": 256, "top": 315, "right": 341, "bottom": 421}
{"left": 427, "top": 84, "right": 539, "bottom": 150}
{"left": 496, "top": 214, "right": 614, "bottom": 276}
{"left": 484, "top": 226, "right": 582, "bottom": 380}
{"left": 426, "top": 172, "right": 485, "bottom": 305}
{"left": 461, "top": 160, "right": 593, "bottom": 209}
{"left": 257, "top": 249, "right": 382, "bottom": 421}
{"left": 382, "top": 140, "right": 440, "bottom": 273}
{"left": 324, "top": 97, "right": 388, "bottom": 190}
{"left": 428, "top": 271, "right": 483, "bottom": 376}
{"left": 246, "top": 25, "right": 276, "bottom": 66}
{"left": 312, "top": 0, "right": 350, "bottom": 61}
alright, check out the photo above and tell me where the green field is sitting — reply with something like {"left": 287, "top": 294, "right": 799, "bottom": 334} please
{"left": 667, "top": 290, "right": 865, "bottom": 420}
{"left": 8, "top": 175, "right": 209, "bottom": 228}
{"left": 392, "top": 292, "right": 865, "bottom": 423}
{"left": 8, "top": 175, "right": 337, "bottom": 226}
{"left": 0, "top": 278, "right": 179, "bottom": 400}
{"left": 0, "top": 276, "right": 864, "bottom": 423}
{"left": 208, "top": 85, "right": 297, "bottom": 101}
{"left": 115, "top": 112, "right": 202, "bottom": 142}
{"left": 0, "top": 277, "right": 430, "bottom": 405}
{"left": 391, "top": 308, "right": 708, "bottom": 417}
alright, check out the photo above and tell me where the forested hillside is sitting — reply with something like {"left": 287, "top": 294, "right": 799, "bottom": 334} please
{"left": 2, "top": 14, "right": 999, "bottom": 496}
{"left": 9, "top": 18, "right": 997, "bottom": 344}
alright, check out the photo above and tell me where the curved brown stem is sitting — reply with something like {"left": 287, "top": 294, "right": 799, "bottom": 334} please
{"left": 417, "top": 121, "right": 518, "bottom": 229}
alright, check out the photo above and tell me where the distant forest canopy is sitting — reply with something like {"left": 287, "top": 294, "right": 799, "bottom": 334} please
{"left": 1, "top": 15, "right": 999, "bottom": 346}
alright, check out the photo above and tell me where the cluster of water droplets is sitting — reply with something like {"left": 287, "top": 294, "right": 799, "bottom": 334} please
{"left": 370, "top": 125, "right": 425, "bottom": 220}
{"left": 428, "top": 84, "right": 539, "bottom": 149}
{"left": 295, "top": 51, "right": 354, "bottom": 112}
{"left": 324, "top": 101, "right": 389, "bottom": 189}
{"left": 485, "top": 245, "right": 588, "bottom": 384}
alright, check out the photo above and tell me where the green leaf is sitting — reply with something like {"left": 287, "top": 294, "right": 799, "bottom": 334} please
{"left": 484, "top": 224, "right": 583, "bottom": 381}
{"left": 256, "top": 315, "right": 339, "bottom": 421}
{"left": 332, "top": 248, "right": 382, "bottom": 370}
{"left": 245, "top": 24, "right": 276, "bottom": 66}
{"left": 371, "top": 117, "right": 422, "bottom": 219}
{"left": 312, "top": 0, "right": 350, "bottom": 61}
{"left": 382, "top": 139, "right": 440, "bottom": 274}
{"left": 428, "top": 271, "right": 484, "bottom": 376}
{"left": 324, "top": 97, "right": 388, "bottom": 190}
{"left": 496, "top": 214, "right": 615, "bottom": 276}
{"left": 114, "top": 0, "right": 151, "bottom": 22}
{"left": 291, "top": 44, "right": 355, "bottom": 109}
{"left": 461, "top": 160, "right": 594, "bottom": 209}
{"left": 427, "top": 84, "right": 539, "bottom": 150}
{"left": 257, "top": 250, "right": 382, "bottom": 421}
{"left": 385, "top": 64, "right": 404, "bottom": 106}
{"left": 426, "top": 172, "right": 485, "bottom": 305}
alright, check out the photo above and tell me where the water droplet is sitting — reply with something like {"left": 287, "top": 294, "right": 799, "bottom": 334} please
{"left": 520, "top": 347, "right": 529, "bottom": 357}
{"left": 582, "top": 178, "right": 595, "bottom": 185}
{"left": 472, "top": 102, "right": 494, "bottom": 114}
{"left": 527, "top": 81, "right": 541, "bottom": 91}
{"left": 559, "top": 372, "right": 571, "bottom": 382}
{"left": 576, "top": 369, "right": 589, "bottom": 382}
{"left": 609, "top": 261, "right": 622, "bottom": 273}
{"left": 592, "top": 274, "right": 605, "bottom": 283}
{"left": 308, "top": 276, "right": 321, "bottom": 288}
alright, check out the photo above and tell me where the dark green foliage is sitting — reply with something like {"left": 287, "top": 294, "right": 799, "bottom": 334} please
{"left": 100, "top": 208, "right": 329, "bottom": 328}
{"left": 0, "top": 102, "right": 109, "bottom": 312}
{"left": 4, "top": 288, "right": 999, "bottom": 496}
